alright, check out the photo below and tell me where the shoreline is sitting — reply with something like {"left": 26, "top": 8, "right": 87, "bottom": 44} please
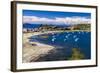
{"left": 23, "top": 30, "right": 90, "bottom": 37}
{"left": 22, "top": 31, "right": 56, "bottom": 63}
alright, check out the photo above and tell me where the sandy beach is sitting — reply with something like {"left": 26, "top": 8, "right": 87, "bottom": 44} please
{"left": 22, "top": 31, "right": 55, "bottom": 63}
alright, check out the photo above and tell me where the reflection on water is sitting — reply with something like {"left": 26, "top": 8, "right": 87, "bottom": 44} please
{"left": 29, "top": 31, "right": 91, "bottom": 62}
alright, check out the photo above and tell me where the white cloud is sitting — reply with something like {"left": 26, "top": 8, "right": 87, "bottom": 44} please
{"left": 23, "top": 16, "right": 91, "bottom": 25}
{"left": 23, "top": 16, "right": 39, "bottom": 23}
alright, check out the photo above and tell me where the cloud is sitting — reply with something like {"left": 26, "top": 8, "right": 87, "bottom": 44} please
{"left": 23, "top": 16, "right": 91, "bottom": 25}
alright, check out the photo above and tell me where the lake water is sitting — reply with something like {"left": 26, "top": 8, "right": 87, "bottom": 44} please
{"left": 29, "top": 31, "right": 91, "bottom": 61}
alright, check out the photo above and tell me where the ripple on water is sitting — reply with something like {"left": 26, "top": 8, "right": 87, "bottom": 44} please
{"left": 74, "top": 38, "right": 79, "bottom": 42}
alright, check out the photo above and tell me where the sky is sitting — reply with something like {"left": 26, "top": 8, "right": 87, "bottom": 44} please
{"left": 23, "top": 10, "right": 91, "bottom": 25}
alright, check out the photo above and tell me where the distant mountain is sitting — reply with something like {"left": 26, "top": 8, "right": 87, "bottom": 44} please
{"left": 23, "top": 23, "right": 41, "bottom": 29}
{"left": 23, "top": 23, "right": 71, "bottom": 29}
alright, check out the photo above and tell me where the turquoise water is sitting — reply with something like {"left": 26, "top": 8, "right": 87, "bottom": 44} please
{"left": 29, "top": 31, "right": 91, "bottom": 61}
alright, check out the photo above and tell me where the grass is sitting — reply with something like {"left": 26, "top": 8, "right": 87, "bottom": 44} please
{"left": 68, "top": 48, "right": 85, "bottom": 60}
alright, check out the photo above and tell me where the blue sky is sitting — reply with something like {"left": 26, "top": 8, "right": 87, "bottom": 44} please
{"left": 23, "top": 10, "right": 91, "bottom": 18}
{"left": 23, "top": 10, "right": 91, "bottom": 25}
